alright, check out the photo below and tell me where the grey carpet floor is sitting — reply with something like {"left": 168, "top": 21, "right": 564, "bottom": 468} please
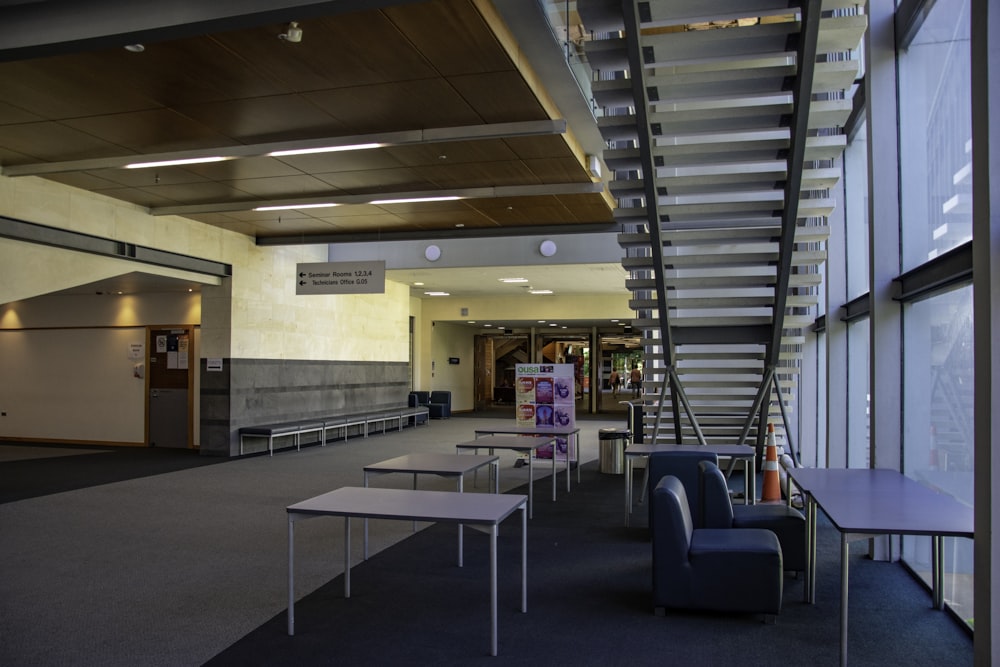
{"left": 0, "top": 415, "right": 619, "bottom": 666}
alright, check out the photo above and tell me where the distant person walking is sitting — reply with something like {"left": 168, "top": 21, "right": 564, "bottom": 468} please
{"left": 610, "top": 368, "right": 621, "bottom": 398}
{"left": 630, "top": 365, "right": 643, "bottom": 398}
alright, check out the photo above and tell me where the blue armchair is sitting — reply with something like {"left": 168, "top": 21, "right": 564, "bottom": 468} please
{"left": 652, "top": 475, "right": 783, "bottom": 620}
{"left": 408, "top": 391, "right": 430, "bottom": 409}
{"left": 427, "top": 391, "right": 451, "bottom": 419}
{"left": 698, "top": 460, "right": 806, "bottom": 572}
{"left": 647, "top": 450, "right": 718, "bottom": 532}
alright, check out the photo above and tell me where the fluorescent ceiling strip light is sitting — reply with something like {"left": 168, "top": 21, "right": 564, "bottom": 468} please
{"left": 370, "top": 196, "right": 462, "bottom": 205}
{"left": 499, "top": 278, "right": 529, "bottom": 283}
{"left": 254, "top": 203, "right": 340, "bottom": 211}
{"left": 125, "top": 156, "right": 230, "bottom": 169}
{"left": 267, "top": 142, "right": 385, "bottom": 157}
{"left": 424, "top": 291, "right": 450, "bottom": 296}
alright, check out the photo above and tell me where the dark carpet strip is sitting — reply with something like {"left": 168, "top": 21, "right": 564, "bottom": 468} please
{"left": 204, "top": 462, "right": 972, "bottom": 667}
{"left": 0, "top": 442, "right": 225, "bottom": 503}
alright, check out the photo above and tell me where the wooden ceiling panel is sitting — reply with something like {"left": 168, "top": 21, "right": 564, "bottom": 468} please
{"left": 504, "top": 134, "right": 577, "bottom": 160}
{"left": 62, "top": 109, "right": 234, "bottom": 154}
{"left": 211, "top": 14, "right": 438, "bottom": 92}
{"left": 384, "top": 139, "right": 518, "bottom": 168}
{"left": 523, "top": 157, "right": 594, "bottom": 184}
{"left": 312, "top": 167, "right": 433, "bottom": 193}
{"left": 303, "top": 79, "right": 483, "bottom": 134}
{"left": 275, "top": 149, "right": 407, "bottom": 175}
{"left": 0, "top": 60, "right": 162, "bottom": 120}
{"left": 86, "top": 166, "right": 211, "bottom": 188}
{"left": 417, "top": 161, "right": 541, "bottom": 189}
{"left": 447, "top": 71, "right": 549, "bottom": 124}
{"left": 0, "top": 122, "right": 126, "bottom": 163}
{"left": 224, "top": 174, "right": 344, "bottom": 199}
{"left": 90, "top": 186, "right": 189, "bottom": 208}
{"left": 0, "top": 0, "right": 613, "bottom": 242}
{"left": 76, "top": 38, "right": 289, "bottom": 106}
{"left": 174, "top": 95, "right": 344, "bottom": 144}
{"left": 384, "top": 1, "right": 514, "bottom": 77}
{"left": 0, "top": 99, "right": 44, "bottom": 125}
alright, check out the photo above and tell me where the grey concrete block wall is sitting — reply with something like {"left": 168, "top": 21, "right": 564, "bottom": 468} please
{"left": 199, "top": 358, "right": 410, "bottom": 457}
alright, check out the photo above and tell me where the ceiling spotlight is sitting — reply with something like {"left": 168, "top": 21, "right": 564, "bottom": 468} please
{"left": 124, "top": 44, "right": 145, "bottom": 53}
{"left": 279, "top": 21, "right": 303, "bottom": 43}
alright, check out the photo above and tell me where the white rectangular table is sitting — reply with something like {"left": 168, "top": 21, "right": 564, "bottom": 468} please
{"left": 474, "top": 426, "right": 581, "bottom": 496}
{"left": 786, "top": 467, "right": 974, "bottom": 667}
{"left": 624, "top": 443, "right": 756, "bottom": 526}
{"left": 286, "top": 486, "right": 527, "bottom": 656}
{"left": 455, "top": 435, "right": 557, "bottom": 518}
{"left": 363, "top": 452, "right": 499, "bottom": 563}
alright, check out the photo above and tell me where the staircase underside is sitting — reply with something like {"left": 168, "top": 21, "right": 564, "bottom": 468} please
{"left": 579, "top": 0, "right": 865, "bottom": 452}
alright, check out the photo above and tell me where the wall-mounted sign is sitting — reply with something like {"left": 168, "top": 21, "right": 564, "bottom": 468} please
{"left": 295, "top": 260, "right": 386, "bottom": 295}
{"left": 206, "top": 358, "right": 223, "bottom": 372}
{"left": 448, "top": 357, "right": 460, "bottom": 365}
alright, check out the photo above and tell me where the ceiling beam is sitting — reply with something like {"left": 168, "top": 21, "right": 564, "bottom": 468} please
{"left": 256, "top": 222, "right": 620, "bottom": 245}
{"left": 2, "top": 120, "right": 568, "bottom": 177}
{"left": 151, "top": 181, "right": 604, "bottom": 216}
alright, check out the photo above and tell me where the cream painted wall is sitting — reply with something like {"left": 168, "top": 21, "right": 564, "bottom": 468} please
{"left": 429, "top": 321, "right": 476, "bottom": 412}
{"left": 0, "top": 292, "right": 201, "bottom": 444}
{"left": 1, "top": 174, "right": 411, "bottom": 363}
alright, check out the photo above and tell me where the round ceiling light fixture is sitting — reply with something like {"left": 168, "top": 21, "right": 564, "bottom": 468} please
{"left": 539, "top": 240, "right": 557, "bottom": 257}
{"left": 424, "top": 245, "right": 441, "bottom": 262}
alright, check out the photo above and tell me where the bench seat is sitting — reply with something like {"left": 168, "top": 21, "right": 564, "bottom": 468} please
{"left": 240, "top": 405, "right": 430, "bottom": 457}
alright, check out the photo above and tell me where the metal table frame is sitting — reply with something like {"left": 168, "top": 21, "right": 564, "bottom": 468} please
{"left": 474, "top": 426, "right": 581, "bottom": 497}
{"left": 455, "top": 435, "right": 556, "bottom": 518}
{"left": 286, "top": 486, "right": 527, "bottom": 656}
{"left": 362, "top": 452, "right": 499, "bottom": 564}
{"left": 785, "top": 467, "right": 974, "bottom": 667}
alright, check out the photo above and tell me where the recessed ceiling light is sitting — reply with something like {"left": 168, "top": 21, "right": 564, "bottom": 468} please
{"left": 529, "top": 289, "right": 553, "bottom": 295}
{"left": 499, "top": 278, "right": 528, "bottom": 283}
{"left": 124, "top": 44, "right": 145, "bottom": 53}
{"left": 125, "top": 156, "right": 230, "bottom": 169}
{"left": 267, "top": 142, "right": 383, "bottom": 157}
{"left": 370, "top": 196, "right": 462, "bottom": 205}
{"left": 538, "top": 320, "right": 546, "bottom": 323}
{"left": 254, "top": 203, "right": 339, "bottom": 211}
{"left": 424, "top": 291, "right": 450, "bottom": 296}
{"left": 413, "top": 282, "right": 424, "bottom": 286}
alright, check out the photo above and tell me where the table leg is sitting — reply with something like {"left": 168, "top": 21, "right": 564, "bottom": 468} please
{"left": 412, "top": 473, "right": 418, "bottom": 531}
{"left": 564, "top": 437, "right": 572, "bottom": 493}
{"left": 363, "top": 473, "right": 369, "bottom": 559}
{"left": 840, "top": 531, "right": 849, "bottom": 667}
{"left": 551, "top": 449, "right": 557, "bottom": 502}
{"left": 458, "top": 476, "right": 464, "bottom": 568}
{"left": 345, "top": 516, "right": 352, "bottom": 598}
{"left": 932, "top": 535, "right": 943, "bottom": 609}
{"left": 520, "top": 505, "right": 527, "bottom": 613}
{"left": 806, "top": 495, "right": 816, "bottom": 603}
{"left": 574, "top": 433, "right": 581, "bottom": 485}
{"left": 490, "top": 522, "right": 498, "bottom": 657}
{"left": 287, "top": 518, "right": 295, "bottom": 636}
{"left": 527, "top": 451, "right": 534, "bottom": 519}
{"left": 638, "top": 456, "right": 650, "bottom": 506}
{"left": 624, "top": 456, "right": 632, "bottom": 527}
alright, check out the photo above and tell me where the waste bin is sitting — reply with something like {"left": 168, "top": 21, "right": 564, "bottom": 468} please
{"left": 598, "top": 428, "right": 630, "bottom": 474}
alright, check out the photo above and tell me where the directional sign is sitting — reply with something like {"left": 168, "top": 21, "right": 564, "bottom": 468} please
{"left": 295, "top": 260, "right": 386, "bottom": 295}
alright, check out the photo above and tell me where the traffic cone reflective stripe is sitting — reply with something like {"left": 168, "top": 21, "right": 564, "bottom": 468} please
{"left": 761, "top": 423, "right": 782, "bottom": 502}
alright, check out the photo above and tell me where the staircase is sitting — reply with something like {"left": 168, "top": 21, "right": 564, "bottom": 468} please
{"left": 577, "top": 0, "right": 866, "bottom": 454}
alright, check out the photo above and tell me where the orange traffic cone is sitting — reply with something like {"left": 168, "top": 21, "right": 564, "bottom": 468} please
{"left": 760, "top": 423, "right": 782, "bottom": 502}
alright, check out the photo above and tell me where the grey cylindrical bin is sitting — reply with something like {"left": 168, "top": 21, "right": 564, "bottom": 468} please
{"left": 598, "top": 428, "right": 630, "bottom": 474}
